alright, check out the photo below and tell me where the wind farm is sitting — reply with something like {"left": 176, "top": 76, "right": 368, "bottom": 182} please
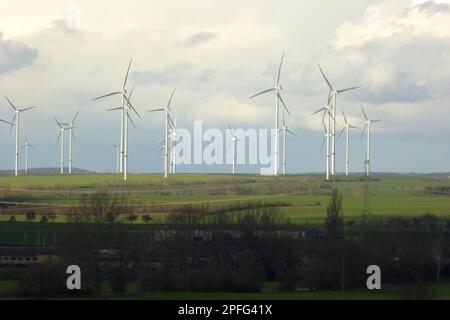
{"left": 1, "top": 0, "right": 450, "bottom": 302}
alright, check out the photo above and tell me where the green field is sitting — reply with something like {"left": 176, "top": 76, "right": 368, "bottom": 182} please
{"left": 1, "top": 173, "right": 450, "bottom": 225}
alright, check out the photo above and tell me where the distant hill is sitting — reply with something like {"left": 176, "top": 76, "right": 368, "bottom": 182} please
{"left": 0, "top": 167, "right": 93, "bottom": 175}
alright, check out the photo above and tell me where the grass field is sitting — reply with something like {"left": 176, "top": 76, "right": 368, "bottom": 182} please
{"left": 1, "top": 173, "right": 450, "bottom": 226}
{"left": 1, "top": 280, "right": 448, "bottom": 300}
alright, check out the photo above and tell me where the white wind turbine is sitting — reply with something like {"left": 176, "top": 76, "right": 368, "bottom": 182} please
{"left": 4, "top": 96, "right": 36, "bottom": 176}
{"left": 280, "top": 111, "right": 296, "bottom": 175}
{"left": 361, "top": 106, "right": 381, "bottom": 177}
{"left": 337, "top": 109, "right": 359, "bottom": 177}
{"left": 68, "top": 111, "right": 80, "bottom": 175}
{"left": 312, "top": 102, "right": 334, "bottom": 180}
{"left": 92, "top": 59, "right": 139, "bottom": 174}
{"left": 147, "top": 89, "right": 176, "bottom": 178}
{"left": 22, "top": 137, "right": 34, "bottom": 175}
{"left": 317, "top": 65, "right": 359, "bottom": 177}
{"left": 106, "top": 86, "right": 139, "bottom": 181}
{"left": 250, "top": 52, "right": 290, "bottom": 176}
{"left": 54, "top": 117, "right": 69, "bottom": 175}
{"left": 227, "top": 123, "right": 239, "bottom": 175}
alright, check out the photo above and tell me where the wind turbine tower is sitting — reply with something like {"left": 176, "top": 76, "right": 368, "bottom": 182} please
{"left": 361, "top": 106, "right": 381, "bottom": 177}
{"left": 250, "top": 52, "right": 290, "bottom": 176}
{"left": 4, "top": 96, "right": 36, "bottom": 176}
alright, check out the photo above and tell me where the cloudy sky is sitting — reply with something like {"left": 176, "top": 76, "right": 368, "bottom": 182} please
{"left": 0, "top": 0, "right": 449, "bottom": 174}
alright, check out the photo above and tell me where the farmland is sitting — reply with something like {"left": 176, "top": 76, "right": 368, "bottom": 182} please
{"left": 0, "top": 173, "right": 450, "bottom": 226}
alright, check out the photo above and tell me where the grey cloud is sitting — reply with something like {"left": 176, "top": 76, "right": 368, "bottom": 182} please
{"left": 360, "top": 70, "right": 430, "bottom": 104}
{"left": 414, "top": 1, "right": 450, "bottom": 15}
{"left": 184, "top": 32, "right": 217, "bottom": 47}
{"left": 0, "top": 33, "right": 38, "bottom": 74}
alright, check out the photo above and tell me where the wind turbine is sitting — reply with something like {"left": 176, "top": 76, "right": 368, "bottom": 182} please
{"left": 92, "top": 59, "right": 139, "bottom": 174}
{"left": 54, "top": 117, "right": 69, "bottom": 175}
{"left": 227, "top": 123, "right": 239, "bottom": 175}
{"left": 112, "top": 145, "right": 120, "bottom": 173}
{"left": 317, "top": 65, "right": 358, "bottom": 177}
{"left": 106, "top": 86, "right": 139, "bottom": 181}
{"left": 4, "top": 96, "right": 36, "bottom": 176}
{"left": 147, "top": 88, "right": 176, "bottom": 178}
{"left": 22, "top": 137, "right": 34, "bottom": 175}
{"left": 312, "top": 101, "right": 334, "bottom": 180}
{"left": 338, "top": 109, "right": 359, "bottom": 177}
{"left": 249, "top": 51, "right": 290, "bottom": 176}
{"left": 280, "top": 111, "right": 295, "bottom": 175}
{"left": 68, "top": 111, "right": 80, "bottom": 175}
{"left": 361, "top": 106, "right": 381, "bottom": 177}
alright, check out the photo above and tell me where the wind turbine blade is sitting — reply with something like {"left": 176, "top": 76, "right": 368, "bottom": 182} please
{"left": 128, "top": 103, "right": 141, "bottom": 119}
{"left": 56, "top": 131, "right": 61, "bottom": 145}
{"left": 276, "top": 51, "right": 285, "bottom": 86}
{"left": 126, "top": 86, "right": 142, "bottom": 119}
{"left": 328, "top": 109, "right": 335, "bottom": 121}
{"left": 19, "top": 106, "right": 37, "bottom": 112}
{"left": 326, "top": 88, "right": 332, "bottom": 106}
{"left": 53, "top": 116, "right": 61, "bottom": 126}
{"left": 167, "top": 88, "right": 176, "bottom": 107}
{"left": 311, "top": 107, "right": 326, "bottom": 116}
{"left": 226, "top": 141, "right": 233, "bottom": 151}
{"left": 71, "top": 131, "right": 76, "bottom": 142}
{"left": 0, "top": 118, "right": 12, "bottom": 125}
{"left": 106, "top": 107, "right": 123, "bottom": 111}
{"left": 342, "top": 109, "right": 348, "bottom": 125}
{"left": 337, "top": 87, "right": 359, "bottom": 94}
{"left": 282, "top": 110, "right": 286, "bottom": 127}
{"left": 147, "top": 108, "right": 165, "bottom": 112}
{"left": 317, "top": 65, "right": 333, "bottom": 91}
{"left": 361, "top": 124, "right": 367, "bottom": 139}
{"left": 277, "top": 94, "right": 290, "bottom": 115}
{"left": 361, "top": 106, "right": 368, "bottom": 121}
{"left": 72, "top": 110, "right": 80, "bottom": 123}
{"left": 227, "top": 122, "right": 233, "bottom": 132}
{"left": 4, "top": 96, "right": 17, "bottom": 111}
{"left": 10, "top": 114, "right": 16, "bottom": 133}
{"left": 321, "top": 110, "right": 326, "bottom": 126}
{"left": 337, "top": 127, "right": 346, "bottom": 140}
{"left": 287, "top": 129, "right": 296, "bottom": 136}
{"left": 249, "top": 88, "right": 276, "bottom": 99}
{"left": 321, "top": 136, "right": 326, "bottom": 153}
{"left": 122, "top": 94, "right": 140, "bottom": 118}
{"left": 92, "top": 92, "right": 122, "bottom": 101}
{"left": 168, "top": 114, "right": 175, "bottom": 128}
{"left": 122, "top": 58, "right": 133, "bottom": 91}
{"left": 350, "top": 125, "right": 360, "bottom": 130}
{"left": 372, "top": 120, "right": 382, "bottom": 123}
{"left": 128, "top": 85, "right": 135, "bottom": 100}
{"left": 127, "top": 112, "right": 136, "bottom": 128}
